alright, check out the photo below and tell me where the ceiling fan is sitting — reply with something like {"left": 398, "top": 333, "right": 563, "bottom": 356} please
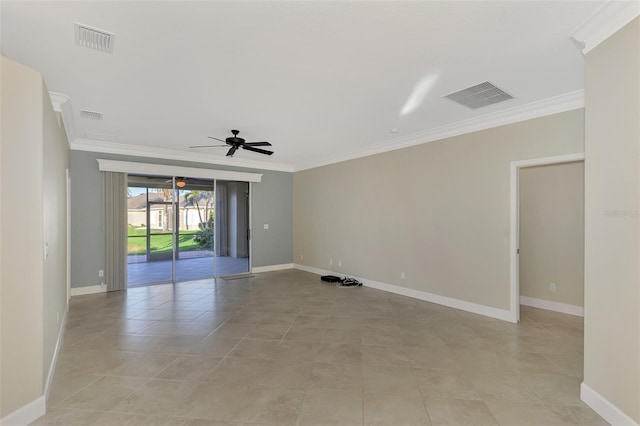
{"left": 189, "top": 129, "right": 273, "bottom": 157}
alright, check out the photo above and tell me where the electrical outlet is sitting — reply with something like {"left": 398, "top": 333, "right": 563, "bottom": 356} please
{"left": 300, "top": 254, "right": 304, "bottom": 260}
{"left": 329, "top": 259, "right": 333, "bottom": 266}
{"left": 98, "top": 269, "right": 104, "bottom": 277}
{"left": 549, "top": 282, "right": 557, "bottom": 292}
{"left": 263, "top": 224, "right": 269, "bottom": 229}
{"left": 400, "top": 272, "right": 405, "bottom": 279}
{"left": 338, "top": 260, "right": 342, "bottom": 267}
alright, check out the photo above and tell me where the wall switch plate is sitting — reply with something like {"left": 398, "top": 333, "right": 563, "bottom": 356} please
{"left": 98, "top": 270, "right": 104, "bottom": 277}
{"left": 263, "top": 224, "right": 269, "bottom": 229}
{"left": 300, "top": 254, "right": 304, "bottom": 260}
{"left": 401, "top": 272, "right": 405, "bottom": 279}
{"left": 338, "top": 260, "right": 342, "bottom": 267}
{"left": 549, "top": 282, "right": 557, "bottom": 292}
{"left": 329, "top": 259, "right": 333, "bottom": 266}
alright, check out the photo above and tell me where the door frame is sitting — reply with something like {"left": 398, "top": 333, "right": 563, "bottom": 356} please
{"left": 66, "top": 168, "right": 71, "bottom": 310}
{"left": 127, "top": 176, "right": 252, "bottom": 286}
{"left": 248, "top": 182, "right": 253, "bottom": 272}
{"left": 509, "top": 152, "right": 585, "bottom": 323}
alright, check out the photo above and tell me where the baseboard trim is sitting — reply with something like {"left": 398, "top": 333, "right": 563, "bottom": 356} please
{"left": 252, "top": 263, "right": 294, "bottom": 273}
{"left": 70, "top": 284, "right": 106, "bottom": 296}
{"left": 581, "top": 382, "right": 639, "bottom": 426}
{"left": 44, "top": 310, "right": 67, "bottom": 399}
{"left": 293, "top": 264, "right": 335, "bottom": 278}
{"left": 520, "top": 296, "right": 584, "bottom": 317}
{"left": 293, "top": 264, "right": 514, "bottom": 323}
{"left": 0, "top": 395, "right": 46, "bottom": 426}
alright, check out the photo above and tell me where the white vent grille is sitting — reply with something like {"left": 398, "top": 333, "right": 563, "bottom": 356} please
{"left": 74, "top": 23, "right": 115, "bottom": 53}
{"left": 445, "top": 81, "right": 513, "bottom": 109}
{"left": 80, "top": 110, "right": 103, "bottom": 120}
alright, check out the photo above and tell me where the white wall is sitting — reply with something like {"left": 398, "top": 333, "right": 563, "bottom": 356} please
{"left": 583, "top": 17, "right": 640, "bottom": 424}
{"left": 519, "top": 162, "right": 584, "bottom": 307}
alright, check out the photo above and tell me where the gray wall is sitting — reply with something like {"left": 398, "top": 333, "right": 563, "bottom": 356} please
{"left": 519, "top": 162, "right": 584, "bottom": 307}
{"left": 584, "top": 17, "right": 639, "bottom": 423}
{"left": 42, "top": 92, "right": 70, "bottom": 385}
{"left": 70, "top": 151, "right": 293, "bottom": 288}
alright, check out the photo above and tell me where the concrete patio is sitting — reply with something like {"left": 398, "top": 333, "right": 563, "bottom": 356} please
{"left": 127, "top": 254, "right": 249, "bottom": 286}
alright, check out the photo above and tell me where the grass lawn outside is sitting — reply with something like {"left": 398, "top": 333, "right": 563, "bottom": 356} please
{"left": 128, "top": 228, "right": 203, "bottom": 255}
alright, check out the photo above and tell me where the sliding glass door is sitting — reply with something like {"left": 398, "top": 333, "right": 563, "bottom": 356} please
{"left": 174, "top": 180, "right": 216, "bottom": 282}
{"left": 127, "top": 177, "right": 175, "bottom": 285}
{"left": 215, "top": 181, "right": 250, "bottom": 276}
{"left": 126, "top": 175, "right": 250, "bottom": 286}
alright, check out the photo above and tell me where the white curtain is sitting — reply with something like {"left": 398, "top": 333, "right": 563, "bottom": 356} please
{"left": 105, "top": 172, "right": 128, "bottom": 291}
{"left": 215, "top": 182, "right": 228, "bottom": 256}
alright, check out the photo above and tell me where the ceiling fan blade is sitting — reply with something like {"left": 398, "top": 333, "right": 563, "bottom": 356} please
{"left": 226, "top": 146, "right": 238, "bottom": 157}
{"left": 208, "top": 137, "right": 227, "bottom": 143}
{"left": 242, "top": 145, "right": 274, "bottom": 155}
{"left": 189, "top": 144, "right": 228, "bottom": 148}
{"left": 244, "top": 141, "right": 272, "bottom": 147}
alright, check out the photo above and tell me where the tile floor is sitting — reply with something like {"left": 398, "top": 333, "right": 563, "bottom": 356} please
{"left": 34, "top": 270, "right": 607, "bottom": 426}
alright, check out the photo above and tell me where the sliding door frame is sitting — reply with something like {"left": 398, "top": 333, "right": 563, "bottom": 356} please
{"left": 126, "top": 172, "right": 253, "bottom": 286}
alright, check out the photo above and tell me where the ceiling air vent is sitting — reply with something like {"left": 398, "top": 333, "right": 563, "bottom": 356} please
{"left": 444, "top": 81, "right": 513, "bottom": 109}
{"left": 74, "top": 23, "right": 115, "bottom": 53}
{"left": 80, "top": 110, "right": 103, "bottom": 120}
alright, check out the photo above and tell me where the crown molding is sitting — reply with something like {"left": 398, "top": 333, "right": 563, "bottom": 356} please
{"left": 294, "top": 90, "right": 585, "bottom": 172}
{"left": 48, "top": 91, "right": 70, "bottom": 111}
{"left": 70, "top": 138, "right": 295, "bottom": 173}
{"left": 571, "top": 0, "right": 640, "bottom": 54}
{"left": 61, "top": 89, "right": 584, "bottom": 174}
{"left": 48, "top": 91, "right": 76, "bottom": 142}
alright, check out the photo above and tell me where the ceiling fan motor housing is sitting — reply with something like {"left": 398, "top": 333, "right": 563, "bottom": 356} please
{"left": 190, "top": 129, "right": 273, "bottom": 157}
{"left": 227, "top": 136, "right": 245, "bottom": 145}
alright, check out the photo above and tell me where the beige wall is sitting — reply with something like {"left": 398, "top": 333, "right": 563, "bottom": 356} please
{"left": 584, "top": 17, "right": 640, "bottom": 423}
{"left": 519, "top": 162, "right": 584, "bottom": 307}
{"left": 294, "top": 109, "right": 584, "bottom": 311}
{"left": 0, "top": 56, "right": 69, "bottom": 420}
{"left": 1, "top": 57, "right": 45, "bottom": 417}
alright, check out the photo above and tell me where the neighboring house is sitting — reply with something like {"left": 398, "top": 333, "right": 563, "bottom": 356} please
{"left": 127, "top": 192, "right": 214, "bottom": 231}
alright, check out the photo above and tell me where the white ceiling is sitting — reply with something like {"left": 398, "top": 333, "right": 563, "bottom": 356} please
{"left": 1, "top": 1, "right": 606, "bottom": 171}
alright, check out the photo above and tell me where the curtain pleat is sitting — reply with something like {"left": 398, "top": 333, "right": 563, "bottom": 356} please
{"left": 215, "top": 183, "right": 228, "bottom": 256}
{"left": 106, "top": 172, "right": 128, "bottom": 291}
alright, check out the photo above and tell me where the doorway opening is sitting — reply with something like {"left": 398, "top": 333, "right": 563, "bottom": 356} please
{"left": 126, "top": 175, "right": 250, "bottom": 286}
{"left": 509, "top": 153, "right": 585, "bottom": 322}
